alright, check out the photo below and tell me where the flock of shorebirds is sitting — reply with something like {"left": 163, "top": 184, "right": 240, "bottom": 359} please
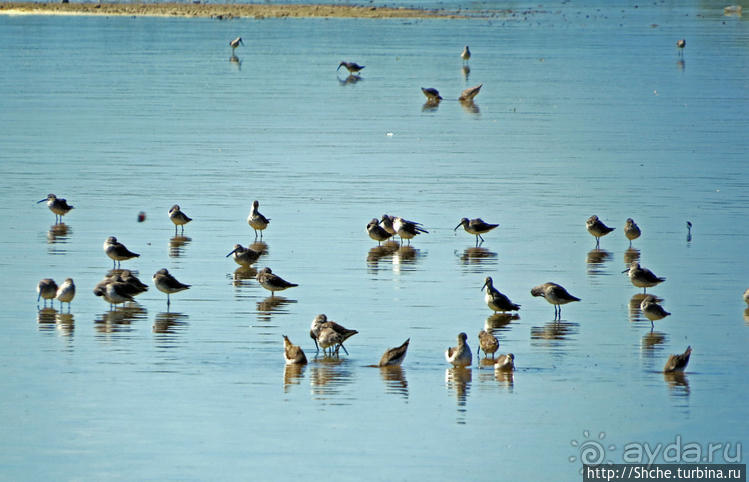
{"left": 34, "top": 191, "right": 730, "bottom": 377}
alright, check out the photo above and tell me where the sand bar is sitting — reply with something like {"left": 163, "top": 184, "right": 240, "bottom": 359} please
{"left": 0, "top": 1, "right": 466, "bottom": 19}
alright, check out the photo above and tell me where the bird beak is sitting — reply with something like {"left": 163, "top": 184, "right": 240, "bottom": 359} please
{"left": 621, "top": 268, "right": 630, "bottom": 274}
{"left": 226, "top": 248, "right": 237, "bottom": 258}
{"left": 454, "top": 223, "right": 462, "bottom": 231}
{"left": 37, "top": 198, "right": 47, "bottom": 203}
{"left": 481, "top": 281, "right": 487, "bottom": 291}
{"left": 337, "top": 64, "right": 342, "bottom": 71}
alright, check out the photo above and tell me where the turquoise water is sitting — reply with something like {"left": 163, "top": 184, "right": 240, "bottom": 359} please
{"left": 1, "top": 3, "right": 748, "bottom": 480}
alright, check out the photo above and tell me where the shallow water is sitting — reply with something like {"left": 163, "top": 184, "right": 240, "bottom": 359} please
{"left": 1, "top": 2, "right": 748, "bottom": 480}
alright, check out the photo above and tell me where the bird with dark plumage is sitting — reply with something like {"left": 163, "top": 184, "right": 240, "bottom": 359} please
{"left": 455, "top": 217, "right": 498, "bottom": 245}
{"left": 664, "top": 346, "right": 691, "bottom": 373}
{"left": 421, "top": 87, "right": 442, "bottom": 103}
{"left": 531, "top": 282, "right": 580, "bottom": 319}
{"left": 482, "top": 277, "right": 520, "bottom": 313}
{"left": 623, "top": 261, "right": 665, "bottom": 293}
{"left": 379, "top": 339, "right": 410, "bottom": 367}
{"left": 38, "top": 193, "right": 73, "bottom": 224}
{"left": 103, "top": 236, "right": 140, "bottom": 268}
{"left": 230, "top": 37, "right": 244, "bottom": 52}
{"left": 338, "top": 61, "right": 365, "bottom": 75}
{"left": 153, "top": 268, "right": 190, "bottom": 307}
{"left": 586, "top": 215, "right": 615, "bottom": 247}
{"left": 256, "top": 267, "right": 297, "bottom": 297}
{"left": 169, "top": 204, "right": 192, "bottom": 235}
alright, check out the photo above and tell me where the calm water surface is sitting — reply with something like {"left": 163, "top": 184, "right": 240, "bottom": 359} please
{"left": 1, "top": 2, "right": 748, "bottom": 480}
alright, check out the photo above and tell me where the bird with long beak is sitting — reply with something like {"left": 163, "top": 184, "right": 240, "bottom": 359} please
{"left": 623, "top": 261, "right": 665, "bottom": 293}
{"left": 530, "top": 282, "right": 580, "bottom": 319}
{"left": 455, "top": 217, "right": 498, "bottom": 245}
{"left": 230, "top": 37, "right": 244, "bottom": 52}
{"left": 226, "top": 243, "right": 261, "bottom": 267}
{"left": 482, "top": 277, "right": 520, "bottom": 313}
{"left": 38, "top": 193, "right": 73, "bottom": 224}
{"left": 338, "top": 61, "right": 365, "bottom": 75}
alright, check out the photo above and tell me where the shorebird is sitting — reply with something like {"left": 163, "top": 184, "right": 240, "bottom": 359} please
{"left": 494, "top": 353, "right": 515, "bottom": 371}
{"left": 380, "top": 215, "right": 398, "bottom": 238}
{"left": 119, "top": 270, "right": 149, "bottom": 295}
{"left": 168, "top": 204, "right": 192, "bottom": 235}
{"left": 247, "top": 200, "right": 270, "bottom": 239}
{"left": 664, "top": 346, "right": 691, "bottom": 373}
{"left": 282, "top": 335, "right": 307, "bottom": 365}
{"left": 455, "top": 217, "right": 498, "bottom": 245}
{"left": 421, "top": 87, "right": 442, "bottom": 103}
{"left": 458, "top": 83, "right": 482, "bottom": 102}
{"left": 623, "top": 261, "right": 665, "bottom": 293}
{"left": 93, "top": 278, "right": 135, "bottom": 308}
{"left": 37, "top": 278, "right": 58, "bottom": 307}
{"left": 378, "top": 339, "right": 410, "bottom": 367}
{"left": 55, "top": 278, "right": 75, "bottom": 311}
{"left": 482, "top": 277, "right": 520, "bottom": 313}
{"left": 153, "top": 268, "right": 190, "bottom": 307}
{"left": 366, "top": 218, "right": 392, "bottom": 245}
{"left": 624, "top": 218, "right": 641, "bottom": 247}
{"left": 103, "top": 236, "right": 140, "bottom": 268}
{"left": 37, "top": 194, "right": 73, "bottom": 224}
{"left": 477, "top": 329, "right": 499, "bottom": 359}
{"left": 256, "top": 267, "right": 297, "bottom": 297}
{"left": 461, "top": 45, "right": 471, "bottom": 64}
{"left": 445, "top": 332, "right": 472, "bottom": 367}
{"left": 230, "top": 36, "right": 243, "bottom": 53}
{"left": 309, "top": 314, "right": 358, "bottom": 355}
{"left": 530, "top": 282, "right": 581, "bottom": 319}
{"left": 676, "top": 38, "right": 686, "bottom": 55}
{"left": 226, "top": 243, "right": 261, "bottom": 267}
{"left": 640, "top": 295, "right": 671, "bottom": 329}
{"left": 392, "top": 216, "right": 428, "bottom": 245}
{"left": 337, "top": 61, "right": 365, "bottom": 75}
{"left": 586, "top": 215, "right": 615, "bottom": 247}
{"left": 744, "top": 288, "right": 749, "bottom": 305}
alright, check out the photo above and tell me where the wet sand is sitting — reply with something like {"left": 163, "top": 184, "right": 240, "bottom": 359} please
{"left": 0, "top": 1, "right": 464, "bottom": 19}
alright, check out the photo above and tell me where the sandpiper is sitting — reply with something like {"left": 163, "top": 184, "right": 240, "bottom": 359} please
{"left": 676, "top": 38, "right": 686, "bottom": 54}
{"left": 226, "top": 243, "right": 261, "bottom": 267}
{"left": 256, "top": 267, "right": 297, "bottom": 297}
{"left": 366, "top": 218, "right": 392, "bottom": 245}
{"left": 380, "top": 215, "right": 398, "bottom": 238}
{"left": 37, "top": 278, "right": 58, "bottom": 307}
{"left": 455, "top": 217, "right": 498, "bottom": 245}
{"left": 494, "top": 353, "right": 515, "bottom": 371}
{"left": 230, "top": 36, "right": 244, "bottom": 52}
{"left": 310, "top": 314, "right": 358, "bottom": 355}
{"left": 530, "top": 282, "right": 581, "bottom": 319}
{"left": 623, "top": 261, "right": 665, "bottom": 293}
{"left": 103, "top": 236, "right": 140, "bottom": 268}
{"left": 119, "top": 270, "right": 149, "bottom": 295}
{"left": 378, "top": 339, "right": 410, "bottom": 367}
{"left": 461, "top": 45, "right": 471, "bottom": 64}
{"left": 94, "top": 279, "right": 135, "bottom": 308}
{"left": 55, "top": 278, "right": 75, "bottom": 311}
{"left": 282, "top": 335, "right": 307, "bottom": 365}
{"left": 640, "top": 295, "right": 670, "bottom": 329}
{"left": 37, "top": 194, "right": 73, "bottom": 224}
{"left": 247, "top": 200, "right": 270, "bottom": 239}
{"left": 337, "top": 61, "right": 365, "bottom": 75}
{"left": 153, "top": 268, "right": 190, "bottom": 307}
{"left": 482, "top": 276, "right": 520, "bottom": 313}
{"left": 421, "top": 87, "right": 442, "bottom": 103}
{"left": 309, "top": 314, "right": 328, "bottom": 353}
{"left": 477, "top": 329, "right": 499, "bottom": 359}
{"left": 664, "top": 346, "right": 691, "bottom": 373}
{"left": 168, "top": 204, "right": 192, "bottom": 235}
{"left": 624, "top": 218, "right": 641, "bottom": 247}
{"left": 586, "top": 215, "right": 615, "bottom": 247}
{"left": 393, "top": 216, "right": 428, "bottom": 245}
{"left": 445, "top": 332, "right": 472, "bottom": 367}
{"left": 458, "top": 83, "right": 482, "bottom": 102}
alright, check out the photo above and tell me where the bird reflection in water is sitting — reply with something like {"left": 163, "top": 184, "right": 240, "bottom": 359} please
{"left": 676, "top": 58, "right": 685, "bottom": 72}
{"left": 586, "top": 248, "right": 612, "bottom": 276}
{"left": 459, "top": 99, "right": 480, "bottom": 115}
{"left": 485, "top": 312, "right": 519, "bottom": 332}
{"left": 366, "top": 241, "right": 399, "bottom": 273}
{"left": 230, "top": 54, "right": 242, "bottom": 70}
{"left": 37, "top": 307, "right": 57, "bottom": 331}
{"left": 55, "top": 312, "right": 75, "bottom": 337}
{"left": 338, "top": 74, "right": 362, "bottom": 85}
{"left": 249, "top": 241, "right": 269, "bottom": 256}
{"left": 421, "top": 101, "right": 440, "bottom": 113}
{"left": 283, "top": 363, "right": 306, "bottom": 393}
{"left": 624, "top": 247, "right": 640, "bottom": 265}
{"left": 169, "top": 235, "right": 191, "bottom": 258}
{"left": 458, "top": 246, "right": 498, "bottom": 268}
{"left": 392, "top": 245, "right": 423, "bottom": 273}
{"left": 94, "top": 303, "right": 147, "bottom": 335}
{"left": 530, "top": 319, "right": 579, "bottom": 344}
{"left": 153, "top": 311, "right": 189, "bottom": 335}
{"left": 663, "top": 371, "right": 690, "bottom": 397}
{"left": 462, "top": 65, "right": 470, "bottom": 79}
{"left": 309, "top": 357, "right": 353, "bottom": 398}
{"left": 47, "top": 223, "right": 71, "bottom": 244}
{"left": 744, "top": 307, "right": 749, "bottom": 325}
{"left": 446, "top": 367, "right": 472, "bottom": 422}
{"left": 256, "top": 296, "right": 296, "bottom": 323}
{"left": 641, "top": 331, "right": 667, "bottom": 354}
{"left": 232, "top": 266, "right": 257, "bottom": 288}
{"left": 379, "top": 366, "right": 409, "bottom": 399}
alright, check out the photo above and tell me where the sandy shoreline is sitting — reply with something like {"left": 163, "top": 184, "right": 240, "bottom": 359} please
{"left": 0, "top": 1, "right": 466, "bottom": 19}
